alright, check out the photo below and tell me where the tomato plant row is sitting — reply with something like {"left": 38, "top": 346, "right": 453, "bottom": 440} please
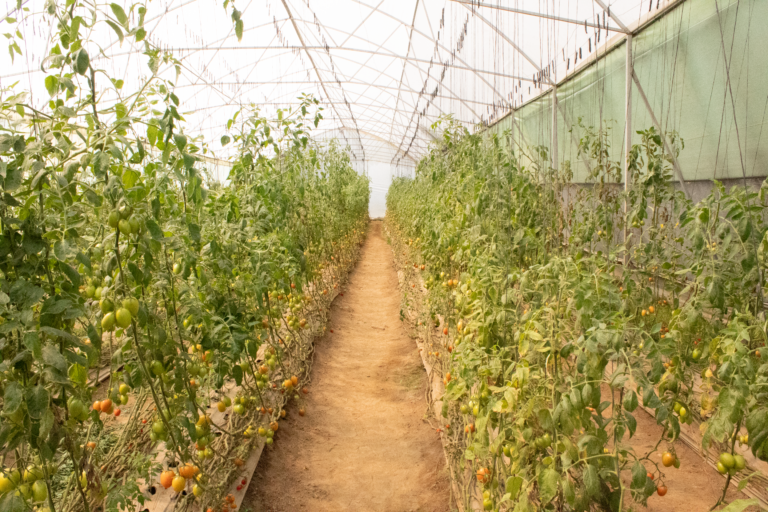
{"left": 0, "top": 2, "right": 370, "bottom": 511}
{"left": 386, "top": 117, "right": 768, "bottom": 511}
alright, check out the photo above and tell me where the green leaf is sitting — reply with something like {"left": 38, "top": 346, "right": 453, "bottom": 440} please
{"left": 3, "top": 381, "right": 23, "bottom": 414}
{"left": 718, "top": 499, "right": 759, "bottom": 512}
{"left": 69, "top": 15, "right": 82, "bottom": 41}
{"left": 622, "top": 390, "right": 638, "bottom": 412}
{"left": 505, "top": 476, "right": 523, "bottom": 499}
{"left": 583, "top": 464, "right": 599, "bottom": 497}
{"left": 221, "top": 135, "right": 231, "bottom": 146}
{"left": 187, "top": 223, "right": 201, "bottom": 242}
{"left": 538, "top": 468, "right": 559, "bottom": 503}
{"left": 58, "top": 261, "right": 81, "bottom": 287}
{"left": 25, "top": 385, "right": 49, "bottom": 419}
{"left": 74, "top": 48, "right": 89, "bottom": 75}
{"left": 39, "top": 409, "right": 54, "bottom": 440}
{"left": 44, "top": 75, "right": 58, "bottom": 96}
{"left": 87, "top": 323, "right": 102, "bottom": 350}
{"left": 0, "top": 493, "right": 25, "bottom": 512}
{"left": 737, "top": 472, "right": 758, "bottom": 491}
{"left": 631, "top": 461, "right": 646, "bottom": 488}
{"left": 174, "top": 133, "right": 187, "bottom": 150}
{"left": 233, "top": 364, "right": 243, "bottom": 385}
{"left": 135, "top": 27, "right": 146, "bottom": 42}
{"left": 122, "top": 168, "right": 140, "bottom": 188}
{"left": 145, "top": 219, "right": 164, "bottom": 241}
{"left": 42, "top": 344, "right": 68, "bottom": 372}
{"left": 53, "top": 239, "right": 76, "bottom": 261}
{"left": 235, "top": 19, "right": 243, "bottom": 41}
{"left": 110, "top": 3, "right": 128, "bottom": 26}
{"left": 106, "top": 20, "right": 124, "bottom": 44}
{"left": 115, "top": 102, "right": 127, "bottom": 119}
{"left": 183, "top": 153, "right": 195, "bottom": 170}
{"left": 147, "top": 124, "right": 158, "bottom": 146}
{"left": 69, "top": 363, "right": 87, "bottom": 386}
{"left": 76, "top": 252, "right": 92, "bottom": 271}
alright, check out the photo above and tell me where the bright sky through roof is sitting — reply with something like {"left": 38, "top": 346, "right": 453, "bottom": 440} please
{"left": 1, "top": 0, "right": 647, "bottom": 168}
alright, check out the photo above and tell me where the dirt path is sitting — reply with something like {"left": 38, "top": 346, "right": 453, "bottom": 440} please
{"left": 243, "top": 221, "right": 450, "bottom": 512}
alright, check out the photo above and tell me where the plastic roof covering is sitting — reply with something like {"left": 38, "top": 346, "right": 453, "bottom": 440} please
{"left": 1, "top": 0, "right": 651, "bottom": 172}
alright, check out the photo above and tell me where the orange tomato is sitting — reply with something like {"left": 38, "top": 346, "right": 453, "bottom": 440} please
{"left": 160, "top": 470, "right": 175, "bottom": 489}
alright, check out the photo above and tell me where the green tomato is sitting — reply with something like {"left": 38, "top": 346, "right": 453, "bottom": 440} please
{"left": 32, "top": 480, "right": 48, "bottom": 502}
{"left": 734, "top": 454, "right": 746, "bottom": 471}
{"left": 108, "top": 211, "right": 120, "bottom": 228}
{"left": 100, "top": 298, "right": 114, "bottom": 314}
{"left": 152, "top": 421, "right": 166, "bottom": 435}
{"left": 128, "top": 216, "right": 140, "bottom": 234}
{"left": 118, "top": 218, "right": 132, "bottom": 235}
{"left": 122, "top": 297, "right": 139, "bottom": 316}
{"left": 115, "top": 307, "right": 132, "bottom": 328}
{"left": 719, "top": 452, "right": 735, "bottom": 469}
{"left": 0, "top": 474, "right": 15, "bottom": 493}
{"left": 101, "top": 312, "right": 116, "bottom": 331}
{"left": 68, "top": 398, "right": 88, "bottom": 422}
{"left": 17, "top": 483, "right": 31, "bottom": 499}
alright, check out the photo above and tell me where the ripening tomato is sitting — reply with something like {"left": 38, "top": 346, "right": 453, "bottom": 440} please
{"left": 160, "top": 470, "right": 175, "bottom": 489}
{"left": 172, "top": 475, "right": 186, "bottom": 493}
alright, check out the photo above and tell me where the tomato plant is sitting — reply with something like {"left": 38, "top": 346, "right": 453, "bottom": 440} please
{"left": 0, "top": 1, "right": 369, "bottom": 511}
{"left": 387, "top": 116, "right": 767, "bottom": 511}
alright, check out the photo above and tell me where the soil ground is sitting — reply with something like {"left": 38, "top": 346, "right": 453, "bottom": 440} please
{"left": 242, "top": 221, "right": 451, "bottom": 512}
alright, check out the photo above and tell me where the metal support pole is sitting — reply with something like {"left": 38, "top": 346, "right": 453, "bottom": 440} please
{"left": 624, "top": 34, "right": 633, "bottom": 194}
{"left": 624, "top": 34, "right": 633, "bottom": 265}
{"left": 551, "top": 84, "right": 558, "bottom": 170}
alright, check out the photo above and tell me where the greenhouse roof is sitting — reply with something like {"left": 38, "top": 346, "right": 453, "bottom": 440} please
{"left": 2, "top": 0, "right": 654, "bottom": 167}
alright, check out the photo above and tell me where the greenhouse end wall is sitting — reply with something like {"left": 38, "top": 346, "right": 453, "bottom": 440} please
{"left": 490, "top": 0, "right": 768, "bottom": 185}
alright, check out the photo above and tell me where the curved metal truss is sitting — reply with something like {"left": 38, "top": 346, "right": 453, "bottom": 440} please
{"left": 2, "top": 0, "right": 652, "bottom": 165}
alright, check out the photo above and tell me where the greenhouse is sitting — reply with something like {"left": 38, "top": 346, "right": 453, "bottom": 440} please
{"left": 0, "top": 0, "right": 767, "bottom": 510}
